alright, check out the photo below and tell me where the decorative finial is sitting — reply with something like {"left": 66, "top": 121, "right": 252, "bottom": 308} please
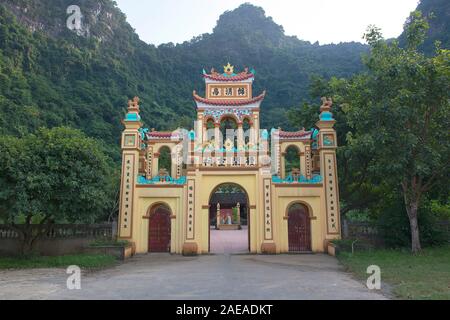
{"left": 319, "top": 97, "right": 335, "bottom": 121}
{"left": 133, "top": 96, "right": 140, "bottom": 107}
{"left": 320, "top": 97, "right": 333, "bottom": 111}
{"left": 124, "top": 96, "right": 141, "bottom": 123}
{"left": 223, "top": 62, "right": 234, "bottom": 75}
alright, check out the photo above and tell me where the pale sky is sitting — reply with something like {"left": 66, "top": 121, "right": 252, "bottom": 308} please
{"left": 114, "top": 0, "right": 420, "bottom": 45}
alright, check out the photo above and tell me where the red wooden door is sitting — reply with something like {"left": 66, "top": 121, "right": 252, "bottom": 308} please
{"left": 148, "top": 206, "right": 171, "bottom": 252}
{"left": 288, "top": 205, "right": 311, "bottom": 252}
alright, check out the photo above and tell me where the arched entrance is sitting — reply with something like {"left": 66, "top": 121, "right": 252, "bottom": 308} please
{"left": 208, "top": 183, "right": 250, "bottom": 253}
{"left": 287, "top": 203, "right": 311, "bottom": 252}
{"left": 148, "top": 203, "right": 171, "bottom": 252}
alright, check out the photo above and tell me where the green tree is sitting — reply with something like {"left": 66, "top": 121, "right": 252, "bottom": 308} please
{"left": 287, "top": 77, "right": 385, "bottom": 216}
{"left": 344, "top": 12, "right": 450, "bottom": 253}
{"left": 0, "top": 127, "right": 114, "bottom": 254}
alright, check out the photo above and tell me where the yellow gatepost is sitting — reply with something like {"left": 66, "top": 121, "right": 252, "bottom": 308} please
{"left": 118, "top": 65, "right": 341, "bottom": 255}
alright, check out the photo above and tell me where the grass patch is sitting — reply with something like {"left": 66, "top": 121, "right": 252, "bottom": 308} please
{"left": 336, "top": 245, "right": 450, "bottom": 300}
{"left": 89, "top": 238, "right": 130, "bottom": 247}
{"left": 0, "top": 254, "right": 118, "bottom": 270}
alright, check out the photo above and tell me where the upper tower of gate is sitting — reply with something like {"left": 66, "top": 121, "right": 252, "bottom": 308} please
{"left": 192, "top": 63, "right": 265, "bottom": 150}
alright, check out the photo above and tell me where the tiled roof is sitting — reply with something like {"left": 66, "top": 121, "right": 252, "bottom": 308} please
{"left": 193, "top": 91, "right": 266, "bottom": 106}
{"left": 203, "top": 71, "right": 254, "bottom": 82}
{"left": 146, "top": 131, "right": 174, "bottom": 139}
{"left": 278, "top": 130, "right": 312, "bottom": 139}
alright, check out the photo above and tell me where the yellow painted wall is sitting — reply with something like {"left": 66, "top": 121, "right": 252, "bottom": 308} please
{"left": 128, "top": 176, "right": 331, "bottom": 255}
{"left": 272, "top": 185, "right": 326, "bottom": 253}
{"left": 133, "top": 186, "right": 186, "bottom": 254}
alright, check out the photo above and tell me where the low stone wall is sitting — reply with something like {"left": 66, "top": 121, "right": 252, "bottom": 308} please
{"left": 341, "top": 220, "right": 450, "bottom": 248}
{"left": 0, "top": 223, "right": 115, "bottom": 257}
{"left": 0, "top": 238, "right": 93, "bottom": 256}
{"left": 84, "top": 245, "right": 134, "bottom": 260}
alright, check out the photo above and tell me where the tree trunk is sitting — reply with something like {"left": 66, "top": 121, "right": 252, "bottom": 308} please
{"left": 13, "top": 216, "right": 52, "bottom": 256}
{"left": 406, "top": 200, "right": 422, "bottom": 254}
{"left": 21, "top": 234, "right": 35, "bottom": 256}
{"left": 19, "top": 226, "right": 35, "bottom": 256}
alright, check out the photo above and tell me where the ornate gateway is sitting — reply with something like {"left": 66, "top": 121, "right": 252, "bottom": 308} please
{"left": 117, "top": 63, "right": 341, "bottom": 255}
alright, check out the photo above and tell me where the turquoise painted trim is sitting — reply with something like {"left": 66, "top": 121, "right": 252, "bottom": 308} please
{"left": 320, "top": 111, "right": 334, "bottom": 121}
{"left": 261, "top": 129, "right": 269, "bottom": 140}
{"left": 222, "top": 73, "right": 237, "bottom": 77}
{"left": 125, "top": 113, "right": 141, "bottom": 122}
{"left": 311, "top": 128, "right": 319, "bottom": 140}
{"left": 139, "top": 128, "right": 149, "bottom": 140}
{"left": 137, "top": 175, "right": 187, "bottom": 185}
{"left": 272, "top": 174, "right": 323, "bottom": 184}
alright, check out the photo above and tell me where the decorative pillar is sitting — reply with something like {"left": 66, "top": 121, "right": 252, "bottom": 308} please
{"left": 280, "top": 151, "right": 286, "bottom": 179}
{"left": 216, "top": 203, "right": 221, "bottom": 229}
{"left": 305, "top": 143, "right": 312, "bottom": 180}
{"left": 270, "top": 129, "right": 281, "bottom": 176}
{"left": 183, "top": 178, "right": 198, "bottom": 255}
{"left": 236, "top": 202, "right": 241, "bottom": 225}
{"left": 237, "top": 123, "right": 244, "bottom": 150}
{"left": 202, "top": 122, "right": 207, "bottom": 143}
{"left": 146, "top": 145, "right": 153, "bottom": 179}
{"left": 214, "top": 123, "right": 220, "bottom": 151}
{"left": 118, "top": 97, "right": 142, "bottom": 240}
{"left": 176, "top": 145, "right": 183, "bottom": 179}
{"left": 197, "top": 113, "right": 204, "bottom": 143}
{"left": 316, "top": 97, "right": 340, "bottom": 238}
{"left": 260, "top": 176, "right": 276, "bottom": 254}
{"left": 152, "top": 152, "right": 160, "bottom": 178}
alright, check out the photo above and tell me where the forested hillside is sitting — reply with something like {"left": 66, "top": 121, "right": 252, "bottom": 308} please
{"left": 399, "top": 0, "right": 449, "bottom": 54}
{"left": 0, "top": 0, "right": 367, "bottom": 157}
{"left": 0, "top": 0, "right": 448, "bottom": 159}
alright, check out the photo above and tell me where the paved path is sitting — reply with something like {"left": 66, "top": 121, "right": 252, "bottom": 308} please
{"left": 210, "top": 226, "right": 249, "bottom": 254}
{"left": 0, "top": 254, "right": 387, "bottom": 300}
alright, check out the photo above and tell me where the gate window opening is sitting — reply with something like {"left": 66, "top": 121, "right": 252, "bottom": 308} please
{"left": 158, "top": 146, "right": 172, "bottom": 176}
{"left": 284, "top": 145, "right": 300, "bottom": 177}
{"left": 220, "top": 117, "right": 238, "bottom": 149}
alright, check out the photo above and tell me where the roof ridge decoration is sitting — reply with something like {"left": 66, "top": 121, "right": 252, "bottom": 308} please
{"left": 202, "top": 64, "right": 255, "bottom": 82}
{"left": 278, "top": 129, "right": 313, "bottom": 140}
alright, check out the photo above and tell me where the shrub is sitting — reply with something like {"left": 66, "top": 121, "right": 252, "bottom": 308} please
{"left": 377, "top": 198, "right": 447, "bottom": 248}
